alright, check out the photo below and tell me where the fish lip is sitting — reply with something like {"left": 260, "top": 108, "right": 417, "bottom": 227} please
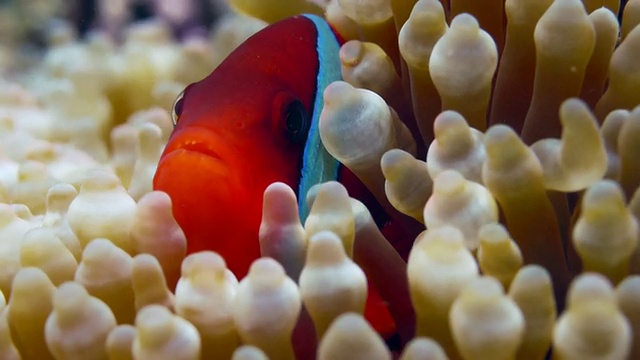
{"left": 172, "top": 139, "right": 225, "bottom": 162}
{"left": 164, "top": 127, "right": 228, "bottom": 162}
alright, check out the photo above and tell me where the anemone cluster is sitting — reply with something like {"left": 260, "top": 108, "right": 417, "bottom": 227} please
{"left": 1, "top": 0, "right": 640, "bottom": 359}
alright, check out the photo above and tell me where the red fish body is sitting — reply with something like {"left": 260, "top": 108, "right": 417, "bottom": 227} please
{"left": 154, "top": 14, "right": 398, "bottom": 338}
{"left": 155, "top": 15, "right": 324, "bottom": 277}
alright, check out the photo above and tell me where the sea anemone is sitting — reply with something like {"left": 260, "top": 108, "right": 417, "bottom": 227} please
{"left": 0, "top": 0, "right": 640, "bottom": 359}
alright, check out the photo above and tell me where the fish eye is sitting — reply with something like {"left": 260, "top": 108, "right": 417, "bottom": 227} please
{"left": 171, "top": 90, "right": 185, "bottom": 126}
{"left": 284, "top": 100, "right": 310, "bottom": 143}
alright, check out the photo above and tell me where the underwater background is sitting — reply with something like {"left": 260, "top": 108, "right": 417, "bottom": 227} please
{"left": 1, "top": 0, "right": 640, "bottom": 359}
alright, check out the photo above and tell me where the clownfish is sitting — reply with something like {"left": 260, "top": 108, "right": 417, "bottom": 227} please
{"left": 153, "top": 14, "right": 409, "bottom": 340}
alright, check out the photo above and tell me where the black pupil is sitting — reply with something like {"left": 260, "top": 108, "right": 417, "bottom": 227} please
{"left": 285, "top": 100, "right": 309, "bottom": 143}
{"left": 171, "top": 94, "right": 184, "bottom": 127}
{"left": 174, "top": 97, "right": 184, "bottom": 117}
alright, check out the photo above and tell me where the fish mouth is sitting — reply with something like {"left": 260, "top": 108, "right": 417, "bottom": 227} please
{"left": 156, "top": 126, "right": 241, "bottom": 191}
{"left": 162, "top": 127, "right": 229, "bottom": 163}
{"left": 172, "top": 139, "right": 225, "bottom": 162}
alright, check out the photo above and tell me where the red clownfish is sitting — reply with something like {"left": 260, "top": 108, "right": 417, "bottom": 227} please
{"left": 153, "top": 14, "right": 406, "bottom": 340}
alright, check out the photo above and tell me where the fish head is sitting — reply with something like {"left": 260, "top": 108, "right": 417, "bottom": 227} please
{"left": 153, "top": 16, "right": 322, "bottom": 278}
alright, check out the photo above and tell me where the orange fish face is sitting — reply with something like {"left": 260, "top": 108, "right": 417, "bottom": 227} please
{"left": 155, "top": 90, "right": 311, "bottom": 277}
{"left": 153, "top": 16, "right": 321, "bottom": 278}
